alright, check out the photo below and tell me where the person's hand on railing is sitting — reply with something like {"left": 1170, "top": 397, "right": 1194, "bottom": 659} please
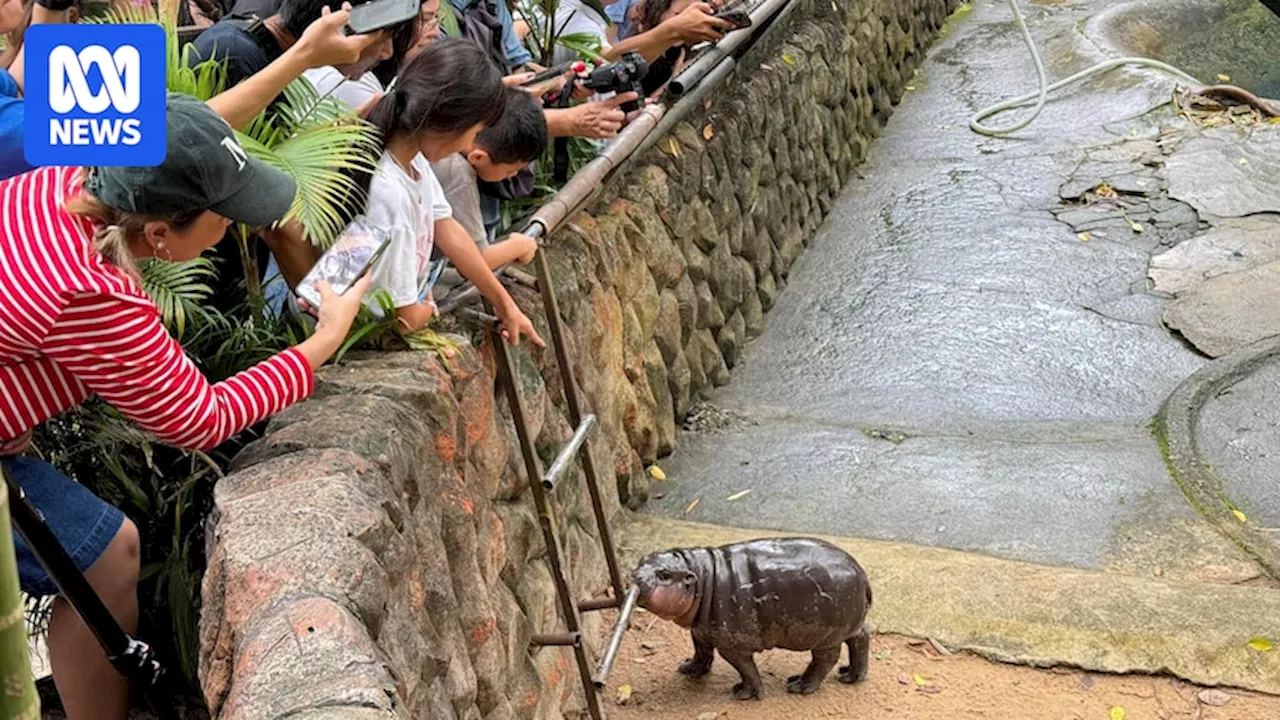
{"left": 664, "top": 2, "right": 736, "bottom": 45}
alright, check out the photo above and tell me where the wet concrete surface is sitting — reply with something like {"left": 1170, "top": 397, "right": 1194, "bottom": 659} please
{"left": 647, "top": 1, "right": 1264, "bottom": 574}
{"left": 1199, "top": 359, "right": 1280, "bottom": 529}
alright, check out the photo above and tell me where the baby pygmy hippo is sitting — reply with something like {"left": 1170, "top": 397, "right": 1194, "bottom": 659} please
{"left": 633, "top": 538, "right": 872, "bottom": 700}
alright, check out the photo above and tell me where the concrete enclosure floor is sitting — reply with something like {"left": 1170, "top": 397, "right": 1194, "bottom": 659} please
{"left": 646, "top": 0, "right": 1271, "bottom": 585}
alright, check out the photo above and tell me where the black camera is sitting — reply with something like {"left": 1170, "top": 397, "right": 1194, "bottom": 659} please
{"left": 572, "top": 52, "right": 650, "bottom": 113}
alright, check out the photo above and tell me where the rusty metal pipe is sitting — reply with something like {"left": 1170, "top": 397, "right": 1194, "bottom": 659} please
{"left": 669, "top": 0, "right": 794, "bottom": 97}
{"left": 533, "top": 250, "right": 627, "bottom": 602}
{"left": 634, "top": 57, "right": 738, "bottom": 160}
{"left": 523, "top": 103, "right": 666, "bottom": 237}
{"left": 530, "top": 632, "right": 581, "bottom": 648}
{"left": 593, "top": 585, "right": 641, "bottom": 689}
{"left": 542, "top": 414, "right": 596, "bottom": 490}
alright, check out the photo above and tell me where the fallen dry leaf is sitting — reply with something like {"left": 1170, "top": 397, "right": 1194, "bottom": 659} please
{"left": 684, "top": 498, "right": 700, "bottom": 515}
{"left": 726, "top": 489, "right": 752, "bottom": 501}
{"left": 703, "top": 124, "right": 715, "bottom": 140}
{"left": 1095, "top": 183, "right": 1116, "bottom": 198}
{"left": 1198, "top": 689, "right": 1232, "bottom": 707}
{"left": 783, "top": 54, "right": 797, "bottom": 66}
{"left": 648, "top": 465, "right": 666, "bottom": 481}
{"left": 1239, "top": 157, "right": 1249, "bottom": 165}
{"left": 1233, "top": 509, "right": 1248, "bottom": 523}
{"left": 1111, "top": 707, "right": 1126, "bottom": 720}
{"left": 1247, "top": 637, "right": 1273, "bottom": 652}
{"left": 1077, "top": 232, "right": 1092, "bottom": 242}
{"left": 1217, "top": 73, "right": 1232, "bottom": 82}
{"left": 640, "top": 641, "right": 663, "bottom": 652}
{"left": 615, "top": 684, "right": 633, "bottom": 706}
{"left": 913, "top": 673, "right": 928, "bottom": 686}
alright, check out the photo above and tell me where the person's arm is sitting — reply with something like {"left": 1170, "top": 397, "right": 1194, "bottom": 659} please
{"left": 435, "top": 218, "right": 544, "bottom": 346}
{"left": 394, "top": 302, "right": 435, "bottom": 334}
{"left": 206, "top": 4, "right": 383, "bottom": 129}
{"left": 9, "top": 5, "right": 72, "bottom": 93}
{"left": 497, "top": 0, "right": 533, "bottom": 67}
{"left": 481, "top": 233, "right": 537, "bottom": 269}
{"left": 543, "top": 92, "right": 638, "bottom": 138}
{"left": 0, "top": 71, "right": 30, "bottom": 181}
{"left": 261, "top": 220, "right": 321, "bottom": 289}
{"left": 40, "top": 279, "right": 367, "bottom": 451}
{"left": 604, "top": 2, "right": 732, "bottom": 63}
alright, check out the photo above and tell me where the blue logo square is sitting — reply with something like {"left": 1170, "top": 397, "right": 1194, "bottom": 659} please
{"left": 23, "top": 24, "right": 167, "bottom": 168}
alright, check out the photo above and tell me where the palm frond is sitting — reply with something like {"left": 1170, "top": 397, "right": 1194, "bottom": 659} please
{"left": 138, "top": 257, "right": 217, "bottom": 339}
{"left": 84, "top": 4, "right": 228, "bottom": 98}
{"left": 439, "top": 0, "right": 461, "bottom": 36}
{"left": 238, "top": 126, "right": 380, "bottom": 248}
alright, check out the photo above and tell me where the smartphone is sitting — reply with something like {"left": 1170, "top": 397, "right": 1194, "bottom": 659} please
{"left": 346, "top": 0, "right": 420, "bottom": 35}
{"left": 713, "top": 8, "right": 753, "bottom": 30}
{"left": 520, "top": 61, "right": 576, "bottom": 87}
{"left": 295, "top": 222, "right": 393, "bottom": 310}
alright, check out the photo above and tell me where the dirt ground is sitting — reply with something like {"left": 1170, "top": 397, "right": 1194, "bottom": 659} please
{"left": 601, "top": 610, "right": 1280, "bottom": 720}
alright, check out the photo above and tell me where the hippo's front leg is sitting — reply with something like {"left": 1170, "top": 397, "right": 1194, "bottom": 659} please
{"left": 678, "top": 632, "right": 714, "bottom": 677}
{"left": 718, "top": 648, "right": 764, "bottom": 700}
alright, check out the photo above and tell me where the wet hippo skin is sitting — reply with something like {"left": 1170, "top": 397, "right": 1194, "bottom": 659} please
{"left": 633, "top": 538, "right": 873, "bottom": 700}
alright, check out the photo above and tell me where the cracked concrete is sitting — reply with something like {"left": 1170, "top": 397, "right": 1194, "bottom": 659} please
{"left": 643, "top": 0, "right": 1275, "bottom": 593}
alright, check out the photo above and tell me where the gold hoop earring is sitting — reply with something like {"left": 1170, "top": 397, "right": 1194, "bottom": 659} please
{"left": 156, "top": 242, "right": 172, "bottom": 262}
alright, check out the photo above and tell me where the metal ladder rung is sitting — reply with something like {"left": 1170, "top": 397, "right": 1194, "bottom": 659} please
{"left": 529, "top": 632, "right": 581, "bottom": 648}
{"left": 593, "top": 585, "right": 641, "bottom": 689}
{"left": 475, "top": 247, "right": 634, "bottom": 720}
{"left": 543, "top": 415, "right": 596, "bottom": 490}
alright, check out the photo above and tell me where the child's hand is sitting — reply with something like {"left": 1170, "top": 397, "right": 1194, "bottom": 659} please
{"left": 496, "top": 303, "right": 545, "bottom": 347}
{"left": 509, "top": 233, "right": 538, "bottom": 264}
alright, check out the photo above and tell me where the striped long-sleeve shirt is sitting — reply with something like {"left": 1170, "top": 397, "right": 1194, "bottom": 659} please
{"left": 0, "top": 166, "right": 315, "bottom": 451}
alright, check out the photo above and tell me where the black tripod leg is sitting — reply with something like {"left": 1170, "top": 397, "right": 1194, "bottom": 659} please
{"left": 1, "top": 464, "right": 179, "bottom": 719}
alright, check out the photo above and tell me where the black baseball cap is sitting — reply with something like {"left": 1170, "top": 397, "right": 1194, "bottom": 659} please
{"left": 87, "top": 93, "right": 296, "bottom": 227}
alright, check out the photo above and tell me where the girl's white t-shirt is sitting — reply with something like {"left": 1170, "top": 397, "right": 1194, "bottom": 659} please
{"left": 363, "top": 151, "right": 453, "bottom": 309}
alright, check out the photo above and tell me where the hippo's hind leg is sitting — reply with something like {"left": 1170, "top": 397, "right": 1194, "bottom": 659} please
{"left": 718, "top": 648, "right": 764, "bottom": 700}
{"left": 838, "top": 624, "right": 871, "bottom": 684}
{"left": 678, "top": 632, "right": 714, "bottom": 678}
{"left": 786, "top": 644, "right": 841, "bottom": 694}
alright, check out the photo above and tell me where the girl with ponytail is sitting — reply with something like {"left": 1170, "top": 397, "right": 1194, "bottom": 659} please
{"left": 350, "top": 37, "right": 543, "bottom": 345}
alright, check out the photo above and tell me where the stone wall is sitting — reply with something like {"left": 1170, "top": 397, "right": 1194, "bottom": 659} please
{"left": 198, "top": 0, "right": 959, "bottom": 716}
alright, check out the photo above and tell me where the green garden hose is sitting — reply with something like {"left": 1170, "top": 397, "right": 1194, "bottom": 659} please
{"left": 969, "top": 0, "right": 1205, "bottom": 136}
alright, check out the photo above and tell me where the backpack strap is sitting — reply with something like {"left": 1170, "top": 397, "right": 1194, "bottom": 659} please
{"left": 223, "top": 14, "right": 285, "bottom": 63}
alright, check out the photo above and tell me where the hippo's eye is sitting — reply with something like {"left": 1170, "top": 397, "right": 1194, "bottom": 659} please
{"left": 657, "top": 570, "right": 672, "bottom": 582}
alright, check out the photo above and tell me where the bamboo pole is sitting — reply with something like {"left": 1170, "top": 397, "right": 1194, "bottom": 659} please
{"left": 0, "top": 489, "right": 39, "bottom": 720}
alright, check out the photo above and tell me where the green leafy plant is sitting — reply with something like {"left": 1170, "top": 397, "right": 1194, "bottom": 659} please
{"left": 514, "top": 0, "right": 607, "bottom": 66}
{"left": 30, "top": 7, "right": 380, "bottom": 702}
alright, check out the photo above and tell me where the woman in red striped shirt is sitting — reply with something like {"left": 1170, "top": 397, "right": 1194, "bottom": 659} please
{"left": 0, "top": 93, "right": 370, "bottom": 718}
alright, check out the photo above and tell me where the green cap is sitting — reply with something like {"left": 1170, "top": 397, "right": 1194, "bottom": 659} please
{"left": 87, "top": 93, "right": 296, "bottom": 227}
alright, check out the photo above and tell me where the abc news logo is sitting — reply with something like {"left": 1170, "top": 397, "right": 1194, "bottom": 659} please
{"left": 24, "top": 25, "right": 166, "bottom": 167}
{"left": 48, "top": 44, "right": 144, "bottom": 146}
